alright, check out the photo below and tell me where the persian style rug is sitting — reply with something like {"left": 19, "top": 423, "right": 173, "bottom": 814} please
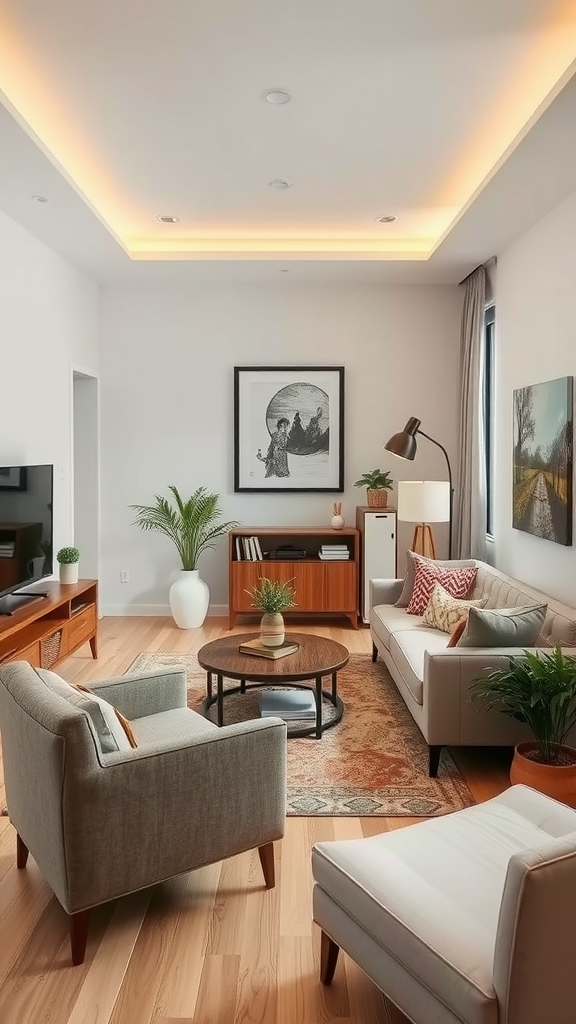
{"left": 128, "top": 652, "right": 475, "bottom": 817}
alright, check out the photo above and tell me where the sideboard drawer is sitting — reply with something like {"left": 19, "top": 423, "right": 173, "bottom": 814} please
{"left": 67, "top": 605, "right": 96, "bottom": 650}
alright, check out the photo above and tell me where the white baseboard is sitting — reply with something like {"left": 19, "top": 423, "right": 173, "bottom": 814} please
{"left": 100, "top": 602, "right": 229, "bottom": 617}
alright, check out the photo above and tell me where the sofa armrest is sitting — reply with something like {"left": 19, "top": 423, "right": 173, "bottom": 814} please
{"left": 88, "top": 668, "right": 187, "bottom": 718}
{"left": 370, "top": 578, "right": 404, "bottom": 607}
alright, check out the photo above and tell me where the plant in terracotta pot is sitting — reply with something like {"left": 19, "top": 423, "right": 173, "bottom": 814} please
{"left": 354, "top": 469, "right": 393, "bottom": 508}
{"left": 245, "top": 577, "right": 297, "bottom": 647}
{"left": 57, "top": 546, "right": 80, "bottom": 585}
{"left": 470, "top": 646, "right": 576, "bottom": 806}
{"left": 130, "top": 486, "right": 238, "bottom": 629}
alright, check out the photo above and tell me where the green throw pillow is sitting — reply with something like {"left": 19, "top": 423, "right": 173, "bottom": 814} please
{"left": 457, "top": 603, "right": 548, "bottom": 648}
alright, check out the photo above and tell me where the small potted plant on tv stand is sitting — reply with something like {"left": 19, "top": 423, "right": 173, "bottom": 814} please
{"left": 57, "top": 546, "right": 80, "bottom": 585}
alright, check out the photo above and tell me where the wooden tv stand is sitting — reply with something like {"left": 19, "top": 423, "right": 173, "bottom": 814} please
{"left": 228, "top": 527, "right": 359, "bottom": 630}
{"left": 0, "top": 580, "right": 98, "bottom": 670}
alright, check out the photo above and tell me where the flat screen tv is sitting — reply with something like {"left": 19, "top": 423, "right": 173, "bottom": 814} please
{"left": 0, "top": 465, "right": 54, "bottom": 613}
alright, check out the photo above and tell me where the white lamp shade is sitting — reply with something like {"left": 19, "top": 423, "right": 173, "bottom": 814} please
{"left": 397, "top": 480, "right": 450, "bottom": 523}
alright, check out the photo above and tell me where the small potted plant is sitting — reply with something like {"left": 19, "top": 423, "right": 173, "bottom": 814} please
{"left": 57, "top": 546, "right": 80, "bottom": 585}
{"left": 245, "top": 577, "right": 297, "bottom": 647}
{"left": 354, "top": 469, "right": 394, "bottom": 508}
{"left": 470, "top": 645, "right": 576, "bottom": 806}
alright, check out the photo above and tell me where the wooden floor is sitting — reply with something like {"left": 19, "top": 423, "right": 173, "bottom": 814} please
{"left": 0, "top": 616, "right": 511, "bottom": 1024}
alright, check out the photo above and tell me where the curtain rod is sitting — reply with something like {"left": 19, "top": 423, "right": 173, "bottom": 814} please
{"left": 458, "top": 255, "right": 496, "bottom": 287}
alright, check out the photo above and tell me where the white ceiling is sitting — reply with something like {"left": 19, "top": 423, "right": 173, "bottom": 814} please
{"left": 0, "top": 0, "right": 575, "bottom": 283}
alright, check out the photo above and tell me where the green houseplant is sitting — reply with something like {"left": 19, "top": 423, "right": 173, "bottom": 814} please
{"left": 470, "top": 645, "right": 576, "bottom": 804}
{"left": 354, "top": 469, "right": 393, "bottom": 508}
{"left": 57, "top": 546, "right": 80, "bottom": 585}
{"left": 130, "top": 486, "right": 238, "bottom": 629}
{"left": 245, "top": 577, "right": 297, "bottom": 648}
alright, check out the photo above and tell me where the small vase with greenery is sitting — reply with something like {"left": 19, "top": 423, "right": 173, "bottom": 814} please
{"left": 57, "top": 546, "right": 80, "bottom": 585}
{"left": 354, "top": 469, "right": 393, "bottom": 508}
{"left": 470, "top": 646, "right": 576, "bottom": 804}
{"left": 245, "top": 577, "right": 297, "bottom": 648}
{"left": 130, "top": 486, "right": 239, "bottom": 629}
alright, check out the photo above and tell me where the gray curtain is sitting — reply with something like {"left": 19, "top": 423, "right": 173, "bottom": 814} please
{"left": 455, "top": 266, "right": 487, "bottom": 559}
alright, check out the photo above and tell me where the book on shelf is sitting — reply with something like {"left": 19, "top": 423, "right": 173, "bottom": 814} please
{"left": 235, "top": 536, "right": 242, "bottom": 561}
{"left": 239, "top": 638, "right": 300, "bottom": 659}
{"left": 241, "top": 536, "right": 252, "bottom": 560}
{"left": 260, "top": 689, "right": 316, "bottom": 720}
{"left": 320, "top": 544, "right": 349, "bottom": 551}
{"left": 318, "top": 552, "right": 350, "bottom": 560}
{"left": 253, "top": 536, "right": 263, "bottom": 560}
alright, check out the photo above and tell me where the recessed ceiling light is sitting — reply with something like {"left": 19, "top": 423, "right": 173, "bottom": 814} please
{"left": 31, "top": 195, "right": 49, "bottom": 203}
{"left": 264, "top": 89, "right": 292, "bottom": 105}
{"left": 278, "top": 268, "right": 290, "bottom": 273}
{"left": 375, "top": 215, "right": 397, "bottom": 224}
{"left": 269, "top": 179, "right": 292, "bottom": 190}
{"left": 156, "top": 215, "right": 179, "bottom": 224}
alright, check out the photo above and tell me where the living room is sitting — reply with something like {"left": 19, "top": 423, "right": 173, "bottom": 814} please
{"left": 1, "top": 3, "right": 576, "bottom": 1022}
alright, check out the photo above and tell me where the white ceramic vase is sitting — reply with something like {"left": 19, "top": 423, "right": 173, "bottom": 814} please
{"left": 59, "top": 562, "right": 78, "bottom": 585}
{"left": 260, "top": 612, "right": 285, "bottom": 647}
{"left": 169, "top": 569, "right": 210, "bottom": 629}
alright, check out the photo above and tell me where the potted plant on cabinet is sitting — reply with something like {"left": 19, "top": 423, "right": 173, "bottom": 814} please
{"left": 470, "top": 646, "right": 576, "bottom": 806}
{"left": 354, "top": 469, "right": 393, "bottom": 508}
{"left": 57, "top": 546, "right": 80, "bottom": 585}
{"left": 130, "top": 486, "right": 239, "bottom": 629}
{"left": 245, "top": 577, "right": 297, "bottom": 647}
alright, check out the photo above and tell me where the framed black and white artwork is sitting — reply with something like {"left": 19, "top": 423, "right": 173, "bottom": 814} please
{"left": 234, "top": 366, "right": 345, "bottom": 492}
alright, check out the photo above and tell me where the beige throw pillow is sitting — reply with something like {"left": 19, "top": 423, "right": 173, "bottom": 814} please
{"left": 422, "top": 582, "right": 487, "bottom": 634}
{"left": 394, "top": 550, "right": 476, "bottom": 608}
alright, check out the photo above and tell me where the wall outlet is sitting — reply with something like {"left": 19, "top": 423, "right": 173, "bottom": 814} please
{"left": 120, "top": 569, "right": 129, "bottom": 583}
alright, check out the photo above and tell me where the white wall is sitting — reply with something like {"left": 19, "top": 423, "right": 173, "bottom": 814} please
{"left": 99, "top": 283, "right": 462, "bottom": 614}
{"left": 0, "top": 209, "right": 99, "bottom": 564}
{"left": 493, "top": 187, "right": 576, "bottom": 605}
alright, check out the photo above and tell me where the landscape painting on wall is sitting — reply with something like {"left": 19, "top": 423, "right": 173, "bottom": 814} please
{"left": 234, "top": 366, "right": 344, "bottom": 492}
{"left": 513, "top": 376, "right": 573, "bottom": 546}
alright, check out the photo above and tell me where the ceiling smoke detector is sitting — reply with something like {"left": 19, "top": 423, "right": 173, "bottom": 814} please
{"left": 31, "top": 195, "right": 49, "bottom": 203}
{"left": 375, "top": 215, "right": 397, "bottom": 224}
{"left": 157, "top": 215, "right": 179, "bottom": 224}
{"left": 264, "top": 89, "right": 292, "bottom": 105}
{"left": 269, "top": 179, "right": 292, "bottom": 190}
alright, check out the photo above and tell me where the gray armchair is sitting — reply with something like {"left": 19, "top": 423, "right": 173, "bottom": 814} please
{"left": 0, "top": 661, "right": 287, "bottom": 965}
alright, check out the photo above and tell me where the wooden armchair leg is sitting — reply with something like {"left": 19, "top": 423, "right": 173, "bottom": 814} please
{"left": 70, "top": 909, "right": 90, "bottom": 965}
{"left": 16, "top": 834, "right": 29, "bottom": 869}
{"left": 258, "top": 842, "right": 275, "bottom": 889}
{"left": 320, "top": 930, "right": 340, "bottom": 984}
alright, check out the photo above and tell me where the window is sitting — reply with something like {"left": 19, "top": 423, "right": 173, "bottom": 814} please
{"left": 484, "top": 305, "right": 495, "bottom": 535}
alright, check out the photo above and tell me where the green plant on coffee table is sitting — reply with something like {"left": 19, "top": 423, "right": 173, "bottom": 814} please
{"left": 469, "top": 646, "right": 576, "bottom": 765}
{"left": 56, "top": 546, "right": 79, "bottom": 564}
{"left": 245, "top": 577, "right": 297, "bottom": 613}
{"left": 354, "top": 469, "right": 393, "bottom": 491}
{"left": 129, "top": 486, "right": 239, "bottom": 569}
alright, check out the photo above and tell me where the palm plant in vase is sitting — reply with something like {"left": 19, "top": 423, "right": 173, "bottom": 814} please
{"left": 130, "top": 486, "right": 238, "bottom": 629}
{"left": 245, "top": 577, "right": 297, "bottom": 647}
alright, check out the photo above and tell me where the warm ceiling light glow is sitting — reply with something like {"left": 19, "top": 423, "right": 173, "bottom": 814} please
{"left": 264, "top": 89, "right": 292, "bottom": 105}
{"left": 268, "top": 179, "right": 292, "bottom": 190}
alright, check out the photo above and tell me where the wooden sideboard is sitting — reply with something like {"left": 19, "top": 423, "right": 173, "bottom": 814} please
{"left": 0, "top": 579, "right": 98, "bottom": 669}
{"left": 228, "top": 527, "right": 359, "bottom": 629}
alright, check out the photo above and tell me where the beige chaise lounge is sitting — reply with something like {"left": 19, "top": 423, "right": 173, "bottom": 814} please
{"left": 370, "top": 560, "right": 576, "bottom": 775}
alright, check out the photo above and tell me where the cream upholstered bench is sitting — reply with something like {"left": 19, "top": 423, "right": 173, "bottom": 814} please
{"left": 312, "top": 785, "right": 576, "bottom": 1024}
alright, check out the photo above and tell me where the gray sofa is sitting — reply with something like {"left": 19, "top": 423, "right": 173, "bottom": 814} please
{"left": 370, "top": 560, "right": 576, "bottom": 775}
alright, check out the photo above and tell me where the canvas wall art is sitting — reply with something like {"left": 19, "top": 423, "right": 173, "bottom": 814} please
{"left": 512, "top": 375, "right": 573, "bottom": 545}
{"left": 234, "top": 366, "right": 344, "bottom": 492}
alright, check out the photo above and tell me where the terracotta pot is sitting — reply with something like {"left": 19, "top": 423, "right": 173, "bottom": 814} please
{"left": 260, "top": 612, "right": 285, "bottom": 648}
{"left": 366, "top": 489, "right": 388, "bottom": 508}
{"left": 510, "top": 742, "right": 576, "bottom": 807}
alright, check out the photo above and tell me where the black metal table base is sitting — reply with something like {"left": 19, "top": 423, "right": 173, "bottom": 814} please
{"left": 202, "top": 672, "right": 344, "bottom": 739}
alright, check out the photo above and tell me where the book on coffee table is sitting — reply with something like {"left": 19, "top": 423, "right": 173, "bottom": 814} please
{"left": 238, "top": 638, "right": 300, "bottom": 660}
{"left": 260, "top": 689, "right": 316, "bottom": 720}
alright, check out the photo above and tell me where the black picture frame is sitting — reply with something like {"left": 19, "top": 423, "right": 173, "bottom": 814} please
{"left": 234, "top": 366, "right": 345, "bottom": 492}
{"left": 0, "top": 467, "right": 28, "bottom": 491}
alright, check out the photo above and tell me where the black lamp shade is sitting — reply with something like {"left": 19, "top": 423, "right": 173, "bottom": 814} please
{"left": 384, "top": 418, "right": 421, "bottom": 461}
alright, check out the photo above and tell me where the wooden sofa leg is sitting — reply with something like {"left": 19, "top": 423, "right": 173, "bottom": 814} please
{"left": 258, "top": 842, "right": 275, "bottom": 889}
{"left": 16, "top": 834, "right": 29, "bottom": 869}
{"left": 429, "top": 745, "right": 442, "bottom": 777}
{"left": 372, "top": 642, "right": 378, "bottom": 663}
{"left": 320, "top": 930, "right": 340, "bottom": 984}
{"left": 70, "top": 909, "right": 90, "bottom": 965}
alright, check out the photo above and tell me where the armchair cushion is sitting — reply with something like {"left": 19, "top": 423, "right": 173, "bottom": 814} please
{"left": 36, "top": 669, "right": 133, "bottom": 753}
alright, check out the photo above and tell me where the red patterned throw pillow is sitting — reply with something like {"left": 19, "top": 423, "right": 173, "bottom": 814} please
{"left": 406, "top": 556, "right": 478, "bottom": 615}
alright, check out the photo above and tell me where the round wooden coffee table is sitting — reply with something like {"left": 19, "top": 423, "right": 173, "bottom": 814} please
{"left": 197, "top": 633, "right": 348, "bottom": 739}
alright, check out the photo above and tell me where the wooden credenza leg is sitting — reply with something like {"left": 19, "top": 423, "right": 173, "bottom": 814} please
{"left": 89, "top": 634, "right": 98, "bottom": 659}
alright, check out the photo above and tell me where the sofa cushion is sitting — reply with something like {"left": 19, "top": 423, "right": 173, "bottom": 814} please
{"left": 395, "top": 550, "right": 476, "bottom": 608}
{"left": 131, "top": 706, "right": 217, "bottom": 747}
{"left": 422, "top": 582, "right": 487, "bottom": 633}
{"left": 458, "top": 604, "right": 548, "bottom": 648}
{"left": 370, "top": 603, "right": 421, "bottom": 653}
{"left": 406, "top": 557, "right": 478, "bottom": 615}
{"left": 389, "top": 629, "right": 449, "bottom": 705}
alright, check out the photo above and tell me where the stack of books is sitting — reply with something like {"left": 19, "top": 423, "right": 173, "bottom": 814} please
{"left": 238, "top": 637, "right": 300, "bottom": 660}
{"left": 235, "top": 535, "right": 263, "bottom": 561}
{"left": 260, "top": 689, "right": 316, "bottom": 720}
{"left": 318, "top": 544, "right": 350, "bottom": 560}
{"left": 0, "top": 542, "right": 15, "bottom": 559}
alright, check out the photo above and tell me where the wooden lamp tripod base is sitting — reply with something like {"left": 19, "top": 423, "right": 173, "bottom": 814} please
{"left": 411, "top": 523, "right": 437, "bottom": 559}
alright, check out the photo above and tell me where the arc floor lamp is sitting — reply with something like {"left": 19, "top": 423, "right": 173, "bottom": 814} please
{"left": 384, "top": 417, "right": 454, "bottom": 558}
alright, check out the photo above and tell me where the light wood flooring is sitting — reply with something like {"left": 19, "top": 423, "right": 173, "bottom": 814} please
{"left": 0, "top": 616, "right": 511, "bottom": 1024}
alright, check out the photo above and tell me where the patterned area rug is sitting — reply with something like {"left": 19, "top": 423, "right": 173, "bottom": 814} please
{"left": 128, "top": 652, "right": 475, "bottom": 816}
